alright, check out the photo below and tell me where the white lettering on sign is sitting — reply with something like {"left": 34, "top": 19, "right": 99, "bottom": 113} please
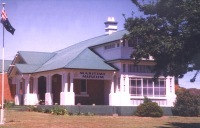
{"left": 80, "top": 72, "right": 105, "bottom": 79}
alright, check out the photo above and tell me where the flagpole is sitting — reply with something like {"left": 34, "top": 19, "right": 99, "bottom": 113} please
{"left": 0, "top": 2, "right": 5, "bottom": 125}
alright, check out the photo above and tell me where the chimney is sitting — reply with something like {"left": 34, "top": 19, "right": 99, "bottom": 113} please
{"left": 104, "top": 17, "right": 118, "bottom": 35}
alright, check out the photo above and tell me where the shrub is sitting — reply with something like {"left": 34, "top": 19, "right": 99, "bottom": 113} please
{"left": 172, "top": 89, "right": 200, "bottom": 116}
{"left": 27, "top": 105, "right": 37, "bottom": 112}
{"left": 135, "top": 98, "right": 163, "bottom": 117}
{"left": 4, "top": 100, "right": 14, "bottom": 109}
{"left": 27, "top": 105, "right": 47, "bottom": 113}
{"left": 50, "top": 105, "right": 68, "bottom": 115}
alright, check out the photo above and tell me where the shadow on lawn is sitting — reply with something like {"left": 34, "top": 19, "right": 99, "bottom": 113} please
{"left": 157, "top": 122, "right": 200, "bottom": 128}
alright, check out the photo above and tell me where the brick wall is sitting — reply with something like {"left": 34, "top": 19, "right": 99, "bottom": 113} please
{"left": 74, "top": 79, "right": 108, "bottom": 105}
{"left": 0, "top": 73, "right": 14, "bottom": 104}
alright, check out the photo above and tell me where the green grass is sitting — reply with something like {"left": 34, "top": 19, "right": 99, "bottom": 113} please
{"left": 0, "top": 110, "right": 200, "bottom": 128}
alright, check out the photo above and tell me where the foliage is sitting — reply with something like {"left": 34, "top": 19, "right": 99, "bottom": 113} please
{"left": 26, "top": 105, "right": 95, "bottom": 116}
{"left": 172, "top": 89, "right": 200, "bottom": 116}
{"left": 71, "top": 112, "right": 95, "bottom": 116}
{"left": 124, "top": 0, "right": 200, "bottom": 80}
{"left": 135, "top": 97, "right": 163, "bottom": 117}
{"left": 4, "top": 100, "right": 14, "bottom": 109}
{"left": 27, "top": 105, "right": 47, "bottom": 113}
{"left": 175, "top": 85, "right": 186, "bottom": 94}
{"left": 50, "top": 105, "right": 68, "bottom": 115}
{"left": 143, "top": 96, "right": 152, "bottom": 103}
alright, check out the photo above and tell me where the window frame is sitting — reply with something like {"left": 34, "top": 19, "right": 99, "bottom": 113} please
{"left": 80, "top": 79, "right": 87, "bottom": 95}
{"left": 129, "top": 78, "right": 166, "bottom": 97}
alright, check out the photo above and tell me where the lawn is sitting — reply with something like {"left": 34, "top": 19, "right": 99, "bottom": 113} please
{"left": 0, "top": 110, "right": 199, "bottom": 128}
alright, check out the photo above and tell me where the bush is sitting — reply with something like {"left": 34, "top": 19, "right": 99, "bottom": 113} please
{"left": 135, "top": 97, "right": 163, "bottom": 117}
{"left": 27, "top": 105, "right": 37, "bottom": 111}
{"left": 172, "top": 89, "right": 200, "bottom": 117}
{"left": 50, "top": 105, "right": 68, "bottom": 115}
{"left": 4, "top": 100, "right": 14, "bottom": 109}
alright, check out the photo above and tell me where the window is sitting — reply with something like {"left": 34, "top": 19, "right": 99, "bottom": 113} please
{"left": 154, "top": 79, "right": 166, "bottom": 97}
{"left": 143, "top": 78, "right": 153, "bottom": 97}
{"left": 123, "top": 64, "right": 126, "bottom": 72}
{"left": 128, "top": 40, "right": 135, "bottom": 47}
{"left": 128, "top": 64, "right": 153, "bottom": 73}
{"left": 128, "top": 38, "right": 142, "bottom": 47}
{"left": 129, "top": 78, "right": 142, "bottom": 96}
{"left": 80, "top": 79, "right": 87, "bottom": 94}
{"left": 129, "top": 78, "right": 166, "bottom": 97}
{"left": 104, "top": 44, "right": 115, "bottom": 49}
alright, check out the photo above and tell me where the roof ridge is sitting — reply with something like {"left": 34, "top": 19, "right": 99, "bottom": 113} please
{"left": 54, "top": 34, "right": 107, "bottom": 53}
{"left": 18, "top": 51, "right": 53, "bottom": 54}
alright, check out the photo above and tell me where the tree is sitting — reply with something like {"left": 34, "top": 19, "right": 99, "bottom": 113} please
{"left": 172, "top": 89, "right": 200, "bottom": 116}
{"left": 124, "top": 0, "right": 200, "bottom": 81}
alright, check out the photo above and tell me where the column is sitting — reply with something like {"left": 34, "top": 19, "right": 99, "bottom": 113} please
{"left": 62, "top": 73, "right": 68, "bottom": 92}
{"left": 33, "top": 77, "right": 38, "bottom": 94}
{"left": 119, "top": 74, "right": 130, "bottom": 106}
{"left": 110, "top": 76, "right": 114, "bottom": 93}
{"left": 120, "top": 75, "right": 125, "bottom": 92}
{"left": 31, "top": 76, "right": 39, "bottom": 105}
{"left": 69, "top": 73, "right": 75, "bottom": 105}
{"left": 124, "top": 75, "right": 129, "bottom": 93}
{"left": 109, "top": 74, "right": 115, "bottom": 106}
{"left": 16, "top": 78, "right": 20, "bottom": 96}
{"left": 60, "top": 72, "right": 68, "bottom": 105}
{"left": 115, "top": 76, "right": 119, "bottom": 93}
{"left": 166, "top": 76, "right": 176, "bottom": 106}
{"left": 23, "top": 76, "right": 30, "bottom": 105}
{"left": 14, "top": 78, "right": 21, "bottom": 105}
{"left": 70, "top": 74, "right": 74, "bottom": 92}
{"left": 45, "top": 75, "right": 53, "bottom": 105}
{"left": 46, "top": 75, "right": 51, "bottom": 93}
{"left": 24, "top": 76, "right": 29, "bottom": 94}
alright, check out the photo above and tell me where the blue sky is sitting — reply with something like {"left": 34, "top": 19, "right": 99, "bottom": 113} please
{"left": 0, "top": 0, "right": 140, "bottom": 59}
{"left": 0, "top": 0, "right": 199, "bottom": 89}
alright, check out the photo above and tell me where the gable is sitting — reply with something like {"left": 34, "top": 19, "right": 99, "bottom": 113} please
{"left": 65, "top": 48, "right": 116, "bottom": 70}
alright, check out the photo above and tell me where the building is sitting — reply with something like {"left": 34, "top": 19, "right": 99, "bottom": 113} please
{"left": 0, "top": 60, "right": 15, "bottom": 103}
{"left": 8, "top": 17, "right": 176, "bottom": 106}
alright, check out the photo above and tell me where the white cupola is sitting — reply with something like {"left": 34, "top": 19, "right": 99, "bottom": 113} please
{"left": 104, "top": 17, "right": 118, "bottom": 35}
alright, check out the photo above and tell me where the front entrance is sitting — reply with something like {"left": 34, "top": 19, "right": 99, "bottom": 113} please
{"left": 52, "top": 74, "right": 62, "bottom": 105}
{"left": 20, "top": 78, "right": 25, "bottom": 105}
{"left": 74, "top": 79, "right": 110, "bottom": 105}
{"left": 38, "top": 76, "right": 46, "bottom": 104}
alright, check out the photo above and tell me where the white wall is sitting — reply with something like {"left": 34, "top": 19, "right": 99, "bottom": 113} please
{"left": 93, "top": 40, "right": 134, "bottom": 61}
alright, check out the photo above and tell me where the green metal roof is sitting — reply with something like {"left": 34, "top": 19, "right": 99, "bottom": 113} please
{"left": 14, "top": 30, "right": 128, "bottom": 73}
{"left": 0, "top": 60, "right": 12, "bottom": 73}
{"left": 65, "top": 48, "right": 115, "bottom": 70}
{"left": 15, "top": 64, "right": 41, "bottom": 73}
{"left": 18, "top": 51, "right": 56, "bottom": 65}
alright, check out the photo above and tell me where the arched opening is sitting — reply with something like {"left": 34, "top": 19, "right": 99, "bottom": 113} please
{"left": 52, "top": 74, "right": 62, "bottom": 105}
{"left": 38, "top": 76, "right": 46, "bottom": 105}
{"left": 20, "top": 78, "right": 25, "bottom": 105}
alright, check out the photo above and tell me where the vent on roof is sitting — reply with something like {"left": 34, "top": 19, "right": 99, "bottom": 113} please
{"left": 104, "top": 17, "right": 118, "bottom": 35}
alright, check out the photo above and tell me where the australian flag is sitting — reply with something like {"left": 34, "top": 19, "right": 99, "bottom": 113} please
{"left": 1, "top": 8, "right": 15, "bottom": 35}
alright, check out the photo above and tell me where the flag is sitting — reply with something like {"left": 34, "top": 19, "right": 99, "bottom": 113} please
{"left": 1, "top": 8, "right": 15, "bottom": 35}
